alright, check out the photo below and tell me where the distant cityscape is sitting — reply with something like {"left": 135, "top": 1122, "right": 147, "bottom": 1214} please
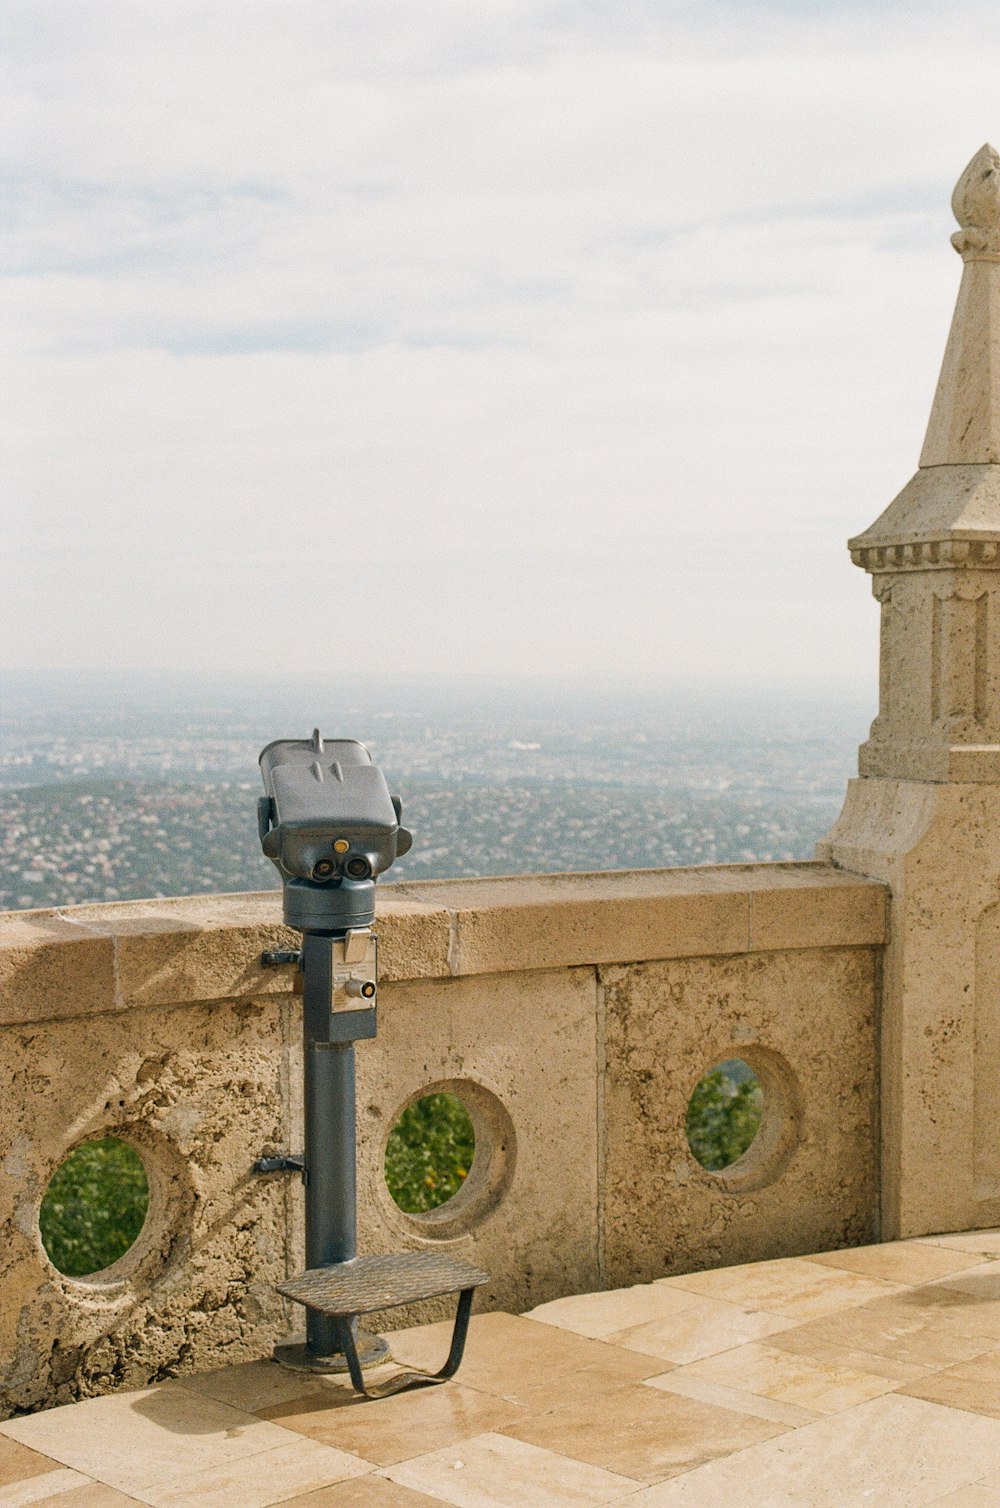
{"left": 0, "top": 674, "right": 870, "bottom": 911}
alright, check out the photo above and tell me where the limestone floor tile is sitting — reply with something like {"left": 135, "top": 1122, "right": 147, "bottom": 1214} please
{"left": 919, "top": 1267, "right": 1000, "bottom": 1339}
{"left": 498, "top": 1381, "right": 789, "bottom": 1484}
{"left": 176, "top": 1360, "right": 348, "bottom": 1415}
{"left": 284, "top": 1475, "right": 450, "bottom": 1505}
{"left": 0, "top": 1440, "right": 61, "bottom": 1490}
{"left": 0, "top": 1384, "right": 300, "bottom": 1496}
{"left": 386, "top": 1313, "right": 662, "bottom": 1411}
{"left": 606, "top": 1296, "right": 797, "bottom": 1365}
{"left": 525, "top": 1284, "right": 703, "bottom": 1340}
{"left": 19, "top": 1487, "right": 140, "bottom": 1506}
{"left": 916, "top": 1230, "right": 1000, "bottom": 1256}
{"left": 859, "top": 1275, "right": 1000, "bottom": 1355}
{"left": 642, "top": 1370, "right": 817, "bottom": 1428}
{"left": 762, "top": 1295, "right": 997, "bottom": 1369}
{"left": 260, "top": 1379, "right": 527, "bottom": 1467}
{"left": 176, "top": 1358, "right": 417, "bottom": 1419}
{"left": 657, "top": 1257, "right": 902, "bottom": 1321}
{"left": 898, "top": 1348, "right": 1000, "bottom": 1418}
{"left": 665, "top": 1340, "right": 899, "bottom": 1414}
{"left": 0, "top": 1468, "right": 95, "bottom": 1506}
{"left": 618, "top": 1394, "right": 1000, "bottom": 1507}
{"left": 125, "top": 1438, "right": 370, "bottom": 1507}
{"left": 805, "top": 1240, "right": 990, "bottom": 1287}
{"left": 924, "top": 1487, "right": 1000, "bottom": 1505}
{"left": 383, "top": 1431, "right": 640, "bottom": 1507}
{"left": 766, "top": 1329, "right": 946, "bottom": 1383}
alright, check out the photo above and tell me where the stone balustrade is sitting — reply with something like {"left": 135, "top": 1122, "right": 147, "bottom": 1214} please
{"left": 0, "top": 863, "right": 885, "bottom": 1416}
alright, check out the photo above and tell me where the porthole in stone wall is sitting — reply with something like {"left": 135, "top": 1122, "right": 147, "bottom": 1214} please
{"left": 39, "top": 1137, "right": 150, "bottom": 1278}
{"left": 684, "top": 1048, "right": 803, "bottom": 1191}
{"left": 686, "top": 1059, "right": 764, "bottom": 1172}
{"left": 386, "top": 1092, "right": 476, "bottom": 1214}
{"left": 384, "top": 1080, "right": 516, "bottom": 1238}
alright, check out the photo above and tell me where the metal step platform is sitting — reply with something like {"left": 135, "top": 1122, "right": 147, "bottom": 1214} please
{"left": 277, "top": 1251, "right": 489, "bottom": 1399}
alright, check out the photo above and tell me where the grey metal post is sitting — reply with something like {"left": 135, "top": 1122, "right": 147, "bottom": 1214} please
{"left": 302, "top": 932, "right": 357, "bottom": 1358}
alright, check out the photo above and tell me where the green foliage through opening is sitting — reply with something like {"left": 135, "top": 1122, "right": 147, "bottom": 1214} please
{"left": 39, "top": 1076, "right": 760, "bottom": 1269}
{"left": 39, "top": 1137, "right": 150, "bottom": 1277}
{"left": 685, "top": 1062, "right": 763, "bottom": 1172}
{"left": 385, "top": 1093, "right": 476, "bottom": 1213}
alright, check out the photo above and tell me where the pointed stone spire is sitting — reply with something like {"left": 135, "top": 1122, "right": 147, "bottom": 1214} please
{"left": 843, "top": 145, "right": 1000, "bottom": 785}
{"left": 920, "top": 143, "right": 1000, "bottom": 466}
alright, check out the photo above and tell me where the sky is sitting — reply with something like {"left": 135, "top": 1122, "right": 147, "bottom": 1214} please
{"left": 2, "top": 0, "right": 999, "bottom": 694}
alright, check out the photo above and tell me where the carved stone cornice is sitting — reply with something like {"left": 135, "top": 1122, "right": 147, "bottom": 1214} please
{"left": 850, "top": 537, "right": 1000, "bottom": 573}
{"left": 848, "top": 464, "right": 1000, "bottom": 571}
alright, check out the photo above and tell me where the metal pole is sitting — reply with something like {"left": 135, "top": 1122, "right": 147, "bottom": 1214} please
{"left": 304, "top": 1041, "right": 356, "bottom": 1355}
{"left": 302, "top": 932, "right": 356, "bottom": 1358}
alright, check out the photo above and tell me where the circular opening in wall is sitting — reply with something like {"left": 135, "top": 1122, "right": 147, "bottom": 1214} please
{"left": 383, "top": 1080, "right": 516, "bottom": 1238}
{"left": 40, "top": 1137, "right": 150, "bottom": 1278}
{"left": 385, "top": 1092, "right": 476, "bottom": 1214}
{"left": 685, "top": 1059, "right": 764, "bottom": 1172}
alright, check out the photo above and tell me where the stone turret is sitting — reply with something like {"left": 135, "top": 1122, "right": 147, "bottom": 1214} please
{"left": 850, "top": 143, "right": 1000, "bottom": 783}
{"left": 819, "top": 145, "right": 1000, "bottom": 1240}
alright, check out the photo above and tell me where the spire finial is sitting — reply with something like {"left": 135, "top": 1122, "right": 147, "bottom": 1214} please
{"left": 918, "top": 143, "right": 1000, "bottom": 466}
{"left": 950, "top": 142, "right": 1000, "bottom": 262}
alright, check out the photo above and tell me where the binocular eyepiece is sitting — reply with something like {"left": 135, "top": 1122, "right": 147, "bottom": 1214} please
{"left": 258, "top": 730, "right": 412, "bottom": 933}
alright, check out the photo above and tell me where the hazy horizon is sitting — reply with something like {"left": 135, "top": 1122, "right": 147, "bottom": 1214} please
{"left": 1, "top": 664, "right": 878, "bottom": 725}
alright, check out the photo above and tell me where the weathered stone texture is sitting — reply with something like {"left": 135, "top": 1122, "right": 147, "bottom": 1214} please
{"left": 0, "top": 913, "right": 117, "bottom": 1027}
{"left": 0, "top": 895, "right": 453, "bottom": 1031}
{"left": 921, "top": 143, "right": 1000, "bottom": 468}
{"left": 0, "top": 998, "right": 294, "bottom": 1417}
{"left": 601, "top": 948, "right": 879, "bottom": 1288}
{"left": 353, "top": 966, "right": 600, "bottom": 1331}
{"left": 820, "top": 780, "right": 1000, "bottom": 1237}
{"left": 849, "top": 147, "right": 1000, "bottom": 787}
{"left": 398, "top": 865, "right": 884, "bottom": 977}
{"left": 0, "top": 867, "right": 886, "bottom": 1418}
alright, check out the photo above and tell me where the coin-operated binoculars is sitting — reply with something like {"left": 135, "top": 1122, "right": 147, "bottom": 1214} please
{"left": 256, "top": 732, "right": 486, "bottom": 1397}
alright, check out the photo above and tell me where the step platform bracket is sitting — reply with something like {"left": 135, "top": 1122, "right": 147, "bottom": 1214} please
{"left": 277, "top": 1250, "right": 489, "bottom": 1400}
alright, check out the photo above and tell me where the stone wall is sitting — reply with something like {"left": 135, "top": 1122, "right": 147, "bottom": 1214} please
{"left": 0, "top": 863, "right": 885, "bottom": 1416}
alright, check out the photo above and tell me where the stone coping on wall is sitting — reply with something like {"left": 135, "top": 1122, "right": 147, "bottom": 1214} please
{"left": 0, "top": 863, "right": 886, "bottom": 1027}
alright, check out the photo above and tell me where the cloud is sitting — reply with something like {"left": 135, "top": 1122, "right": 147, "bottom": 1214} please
{"left": 1, "top": 0, "right": 997, "bottom": 685}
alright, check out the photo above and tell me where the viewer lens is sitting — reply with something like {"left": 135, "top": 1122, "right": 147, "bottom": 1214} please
{"left": 345, "top": 856, "right": 371, "bottom": 879}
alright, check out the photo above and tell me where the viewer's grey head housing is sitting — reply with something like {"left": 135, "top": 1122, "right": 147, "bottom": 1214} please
{"left": 258, "top": 730, "right": 412, "bottom": 932}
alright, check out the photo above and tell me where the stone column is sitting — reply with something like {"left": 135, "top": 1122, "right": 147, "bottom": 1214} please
{"left": 817, "top": 144, "right": 1000, "bottom": 1240}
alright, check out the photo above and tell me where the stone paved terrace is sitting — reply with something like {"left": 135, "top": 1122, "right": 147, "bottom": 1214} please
{"left": 3, "top": 1232, "right": 1000, "bottom": 1506}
